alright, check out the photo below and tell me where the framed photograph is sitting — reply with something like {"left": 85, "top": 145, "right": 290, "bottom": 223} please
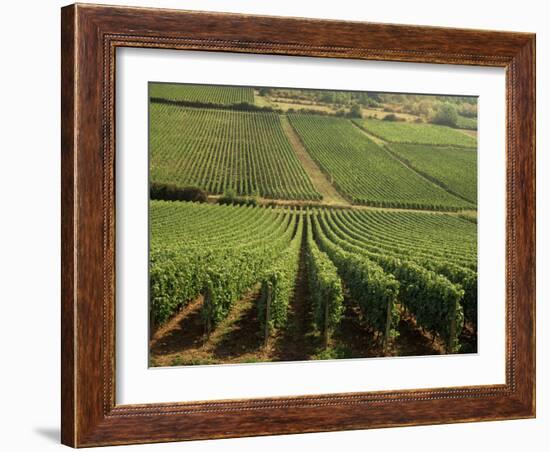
{"left": 61, "top": 3, "right": 536, "bottom": 447}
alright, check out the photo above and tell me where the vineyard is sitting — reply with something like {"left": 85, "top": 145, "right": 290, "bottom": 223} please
{"left": 150, "top": 104, "right": 321, "bottom": 200}
{"left": 386, "top": 144, "right": 477, "bottom": 204}
{"left": 353, "top": 118, "right": 477, "bottom": 148}
{"left": 150, "top": 202, "right": 477, "bottom": 365}
{"left": 150, "top": 200, "right": 298, "bottom": 327}
{"left": 288, "top": 114, "right": 474, "bottom": 210}
{"left": 149, "top": 83, "right": 254, "bottom": 105}
{"left": 148, "top": 83, "right": 478, "bottom": 366}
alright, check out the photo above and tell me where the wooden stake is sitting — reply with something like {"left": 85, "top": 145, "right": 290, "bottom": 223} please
{"left": 149, "top": 309, "right": 155, "bottom": 342}
{"left": 383, "top": 298, "right": 393, "bottom": 355}
{"left": 447, "top": 299, "right": 458, "bottom": 353}
{"left": 204, "top": 290, "right": 212, "bottom": 339}
{"left": 323, "top": 296, "right": 330, "bottom": 349}
{"left": 264, "top": 284, "right": 272, "bottom": 348}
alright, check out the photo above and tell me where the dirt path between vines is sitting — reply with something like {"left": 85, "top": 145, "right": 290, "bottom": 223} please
{"left": 280, "top": 115, "right": 350, "bottom": 206}
{"left": 149, "top": 286, "right": 270, "bottom": 367}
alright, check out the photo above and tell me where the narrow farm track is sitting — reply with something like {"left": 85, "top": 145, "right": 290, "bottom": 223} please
{"left": 280, "top": 115, "right": 350, "bottom": 206}
{"left": 351, "top": 121, "right": 472, "bottom": 206}
{"left": 459, "top": 128, "right": 478, "bottom": 138}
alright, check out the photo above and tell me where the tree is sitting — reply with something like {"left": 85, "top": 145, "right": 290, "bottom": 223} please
{"left": 432, "top": 103, "right": 458, "bottom": 127}
{"left": 320, "top": 92, "right": 335, "bottom": 103}
{"left": 349, "top": 103, "right": 363, "bottom": 118}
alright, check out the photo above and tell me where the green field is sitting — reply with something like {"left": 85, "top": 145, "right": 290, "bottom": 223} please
{"left": 288, "top": 114, "right": 473, "bottom": 210}
{"left": 149, "top": 84, "right": 478, "bottom": 366}
{"left": 456, "top": 115, "right": 478, "bottom": 130}
{"left": 150, "top": 202, "right": 477, "bottom": 363}
{"left": 312, "top": 208, "right": 476, "bottom": 348}
{"left": 150, "top": 104, "right": 321, "bottom": 200}
{"left": 150, "top": 83, "right": 254, "bottom": 105}
{"left": 386, "top": 144, "right": 477, "bottom": 204}
{"left": 150, "top": 200, "right": 299, "bottom": 326}
{"left": 354, "top": 118, "right": 477, "bottom": 147}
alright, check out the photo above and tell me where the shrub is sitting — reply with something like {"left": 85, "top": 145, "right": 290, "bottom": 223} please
{"left": 432, "top": 103, "right": 459, "bottom": 127}
{"left": 458, "top": 103, "right": 478, "bottom": 118}
{"left": 150, "top": 183, "right": 208, "bottom": 202}
{"left": 217, "top": 190, "right": 258, "bottom": 207}
{"left": 348, "top": 103, "right": 363, "bottom": 118}
{"left": 383, "top": 113, "right": 403, "bottom": 122}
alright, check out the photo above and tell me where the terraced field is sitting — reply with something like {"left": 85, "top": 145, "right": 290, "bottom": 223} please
{"left": 150, "top": 83, "right": 254, "bottom": 105}
{"left": 150, "top": 104, "right": 321, "bottom": 200}
{"left": 288, "top": 114, "right": 474, "bottom": 210}
{"left": 354, "top": 118, "right": 477, "bottom": 148}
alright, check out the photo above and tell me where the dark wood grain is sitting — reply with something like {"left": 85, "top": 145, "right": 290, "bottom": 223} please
{"left": 60, "top": 5, "right": 76, "bottom": 447}
{"left": 61, "top": 3, "right": 536, "bottom": 447}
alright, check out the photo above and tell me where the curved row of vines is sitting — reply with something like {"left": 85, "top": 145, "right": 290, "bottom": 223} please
{"left": 150, "top": 201, "right": 477, "bottom": 354}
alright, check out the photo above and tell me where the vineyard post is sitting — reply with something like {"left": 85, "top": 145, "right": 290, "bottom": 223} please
{"left": 264, "top": 284, "right": 272, "bottom": 348}
{"left": 204, "top": 290, "right": 212, "bottom": 339}
{"left": 323, "top": 295, "right": 330, "bottom": 349}
{"left": 383, "top": 297, "right": 393, "bottom": 355}
{"left": 446, "top": 299, "right": 458, "bottom": 353}
{"left": 149, "top": 308, "right": 155, "bottom": 342}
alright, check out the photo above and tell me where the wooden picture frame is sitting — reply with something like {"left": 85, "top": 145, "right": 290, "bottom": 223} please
{"left": 61, "top": 3, "right": 535, "bottom": 447}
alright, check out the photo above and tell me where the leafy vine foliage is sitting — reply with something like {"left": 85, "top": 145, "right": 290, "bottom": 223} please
{"left": 258, "top": 212, "right": 303, "bottom": 335}
{"left": 305, "top": 214, "right": 345, "bottom": 337}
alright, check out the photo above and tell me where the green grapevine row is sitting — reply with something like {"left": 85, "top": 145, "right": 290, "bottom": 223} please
{"left": 150, "top": 104, "right": 321, "bottom": 200}
{"left": 150, "top": 202, "right": 476, "bottom": 350}
{"left": 258, "top": 215, "right": 304, "bottom": 335}
{"left": 150, "top": 83, "right": 254, "bottom": 105}
{"left": 313, "top": 211, "right": 465, "bottom": 350}
{"left": 288, "top": 114, "right": 473, "bottom": 210}
{"left": 304, "top": 215, "right": 345, "bottom": 339}
{"left": 312, "top": 213, "right": 399, "bottom": 342}
{"left": 354, "top": 118, "right": 477, "bottom": 148}
{"left": 201, "top": 214, "right": 295, "bottom": 330}
{"left": 386, "top": 143, "right": 477, "bottom": 204}
{"left": 325, "top": 209, "right": 477, "bottom": 328}
{"left": 150, "top": 201, "right": 296, "bottom": 326}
